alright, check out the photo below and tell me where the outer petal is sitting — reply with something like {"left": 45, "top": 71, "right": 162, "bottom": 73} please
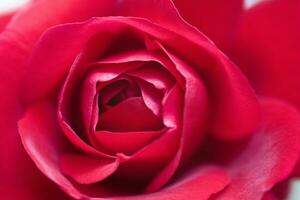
{"left": 232, "top": 0, "right": 300, "bottom": 109}
{"left": 113, "top": 167, "right": 230, "bottom": 200}
{"left": 6, "top": 0, "right": 116, "bottom": 46}
{"left": 173, "top": 0, "right": 243, "bottom": 52}
{"left": 0, "top": 32, "right": 69, "bottom": 199}
{"left": 18, "top": 101, "right": 118, "bottom": 199}
{"left": 214, "top": 99, "right": 300, "bottom": 199}
{"left": 60, "top": 154, "right": 119, "bottom": 185}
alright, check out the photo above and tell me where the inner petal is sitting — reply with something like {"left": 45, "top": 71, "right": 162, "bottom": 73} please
{"left": 98, "top": 79, "right": 141, "bottom": 113}
{"left": 97, "top": 97, "right": 164, "bottom": 132}
{"left": 133, "top": 77, "right": 164, "bottom": 116}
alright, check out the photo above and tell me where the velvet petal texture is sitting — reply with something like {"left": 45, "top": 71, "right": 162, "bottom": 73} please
{"left": 232, "top": 0, "right": 300, "bottom": 109}
{"left": 213, "top": 99, "right": 300, "bottom": 199}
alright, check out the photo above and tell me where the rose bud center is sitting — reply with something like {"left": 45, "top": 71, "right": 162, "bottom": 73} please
{"left": 97, "top": 77, "right": 165, "bottom": 132}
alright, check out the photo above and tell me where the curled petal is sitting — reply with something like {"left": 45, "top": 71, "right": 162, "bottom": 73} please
{"left": 133, "top": 77, "right": 164, "bottom": 116}
{"left": 18, "top": 102, "right": 88, "bottom": 199}
{"left": 127, "top": 63, "right": 175, "bottom": 92}
{"left": 60, "top": 154, "right": 119, "bottom": 184}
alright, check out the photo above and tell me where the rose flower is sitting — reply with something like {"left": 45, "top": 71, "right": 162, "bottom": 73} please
{"left": 0, "top": 0, "right": 300, "bottom": 199}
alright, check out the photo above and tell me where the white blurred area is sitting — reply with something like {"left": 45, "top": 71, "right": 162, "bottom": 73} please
{"left": 287, "top": 179, "right": 300, "bottom": 200}
{"left": 0, "top": 0, "right": 298, "bottom": 200}
{"left": 0, "top": 0, "right": 29, "bottom": 14}
{"left": 244, "top": 0, "right": 264, "bottom": 9}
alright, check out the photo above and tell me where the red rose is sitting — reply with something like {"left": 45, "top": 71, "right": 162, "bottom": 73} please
{"left": 1, "top": 0, "right": 300, "bottom": 199}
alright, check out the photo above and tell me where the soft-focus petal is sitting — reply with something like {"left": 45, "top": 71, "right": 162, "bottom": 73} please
{"left": 6, "top": 0, "right": 115, "bottom": 45}
{"left": 173, "top": 0, "right": 243, "bottom": 52}
{"left": 0, "top": 0, "right": 32, "bottom": 32}
{"left": 232, "top": 0, "right": 300, "bottom": 109}
{"left": 214, "top": 99, "right": 300, "bottom": 199}
{"left": 262, "top": 192, "right": 278, "bottom": 200}
{"left": 0, "top": 11, "right": 14, "bottom": 32}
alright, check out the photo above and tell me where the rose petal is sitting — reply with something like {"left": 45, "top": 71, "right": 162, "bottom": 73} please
{"left": 131, "top": 77, "right": 164, "bottom": 116}
{"left": 7, "top": 0, "right": 116, "bottom": 45}
{"left": 127, "top": 62, "right": 175, "bottom": 92}
{"left": 173, "top": 0, "right": 243, "bottom": 52}
{"left": 58, "top": 112, "right": 113, "bottom": 158}
{"left": 94, "top": 130, "right": 164, "bottom": 155}
{"left": 117, "top": 166, "right": 230, "bottom": 200}
{"left": 213, "top": 99, "right": 300, "bottom": 199}
{"left": 82, "top": 63, "right": 143, "bottom": 132}
{"left": 59, "top": 47, "right": 142, "bottom": 151}
{"left": 0, "top": 11, "right": 15, "bottom": 32}
{"left": 146, "top": 38, "right": 260, "bottom": 140}
{"left": 84, "top": 49, "right": 178, "bottom": 126}
{"left": 0, "top": 39, "right": 69, "bottom": 199}
{"left": 111, "top": 0, "right": 211, "bottom": 44}
{"left": 232, "top": 0, "right": 300, "bottom": 109}
{"left": 98, "top": 49, "right": 185, "bottom": 88}
{"left": 19, "top": 0, "right": 203, "bottom": 104}
{"left": 145, "top": 44, "right": 208, "bottom": 192}
{"left": 262, "top": 192, "right": 278, "bottom": 200}
{"left": 98, "top": 97, "right": 163, "bottom": 132}
{"left": 18, "top": 101, "right": 88, "bottom": 199}
{"left": 98, "top": 79, "right": 130, "bottom": 107}
{"left": 115, "top": 85, "right": 183, "bottom": 183}
{"left": 60, "top": 154, "right": 119, "bottom": 184}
